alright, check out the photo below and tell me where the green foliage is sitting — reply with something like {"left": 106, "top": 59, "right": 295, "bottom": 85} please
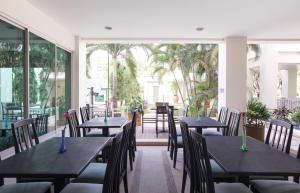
{"left": 292, "top": 109, "right": 300, "bottom": 123}
{"left": 127, "top": 96, "right": 143, "bottom": 114}
{"left": 247, "top": 99, "right": 270, "bottom": 126}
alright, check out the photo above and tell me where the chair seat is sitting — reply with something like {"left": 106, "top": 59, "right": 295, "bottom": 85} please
{"left": 176, "top": 136, "right": 183, "bottom": 146}
{"left": 60, "top": 183, "right": 102, "bottom": 193}
{"left": 72, "top": 163, "right": 106, "bottom": 184}
{"left": 250, "top": 175, "right": 286, "bottom": 181}
{"left": 86, "top": 130, "right": 104, "bottom": 137}
{"left": 215, "top": 183, "right": 252, "bottom": 193}
{"left": 202, "top": 130, "right": 223, "bottom": 136}
{"left": 0, "top": 182, "right": 52, "bottom": 193}
{"left": 250, "top": 180, "right": 300, "bottom": 193}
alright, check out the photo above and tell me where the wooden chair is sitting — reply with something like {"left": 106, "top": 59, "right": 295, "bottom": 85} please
{"left": 167, "top": 106, "right": 180, "bottom": 151}
{"left": 265, "top": 119, "right": 293, "bottom": 154}
{"left": 80, "top": 106, "right": 103, "bottom": 137}
{"left": 224, "top": 109, "right": 241, "bottom": 136}
{"left": 34, "top": 114, "right": 49, "bottom": 136}
{"left": 250, "top": 144, "right": 300, "bottom": 193}
{"left": 72, "top": 122, "right": 132, "bottom": 193}
{"left": 155, "top": 102, "right": 168, "bottom": 137}
{"left": 62, "top": 132, "right": 124, "bottom": 193}
{"left": 65, "top": 109, "right": 81, "bottom": 137}
{"left": 189, "top": 130, "right": 253, "bottom": 193}
{"left": 180, "top": 121, "right": 195, "bottom": 193}
{"left": 203, "top": 107, "right": 229, "bottom": 136}
{"left": 168, "top": 108, "right": 183, "bottom": 168}
{"left": 128, "top": 111, "right": 137, "bottom": 170}
{"left": 11, "top": 118, "right": 39, "bottom": 154}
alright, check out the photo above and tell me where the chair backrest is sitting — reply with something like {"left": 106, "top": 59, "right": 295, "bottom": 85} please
{"left": 80, "top": 106, "right": 90, "bottom": 123}
{"left": 0, "top": 157, "right": 3, "bottom": 186}
{"left": 102, "top": 132, "right": 123, "bottom": 193}
{"left": 129, "top": 111, "right": 137, "bottom": 147}
{"left": 225, "top": 109, "right": 241, "bottom": 136}
{"left": 265, "top": 119, "right": 293, "bottom": 154}
{"left": 190, "top": 130, "right": 215, "bottom": 193}
{"left": 34, "top": 114, "right": 49, "bottom": 136}
{"left": 65, "top": 109, "right": 80, "bottom": 137}
{"left": 12, "top": 118, "right": 39, "bottom": 154}
{"left": 118, "top": 121, "right": 132, "bottom": 190}
{"left": 218, "top": 107, "right": 228, "bottom": 124}
{"left": 180, "top": 121, "right": 193, "bottom": 177}
{"left": 167, "top": 107, "right": 178, "bottom": 144}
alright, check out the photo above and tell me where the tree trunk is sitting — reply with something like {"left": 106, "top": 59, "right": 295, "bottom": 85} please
{"left": 111, "top": 56, "right": 118, "bottom": 109}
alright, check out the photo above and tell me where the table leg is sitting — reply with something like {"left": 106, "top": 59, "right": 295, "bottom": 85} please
{"left": 196, "top": 127, "right": 203, "bottom": 135}
{"left": 238, "top": 175, "right": 250, "bottom": 187}
{"left": 102, "top": 128, "right": 109, "bottom": 137}
{"left": 54, "top": 178, "right": 69, "bottom": 193}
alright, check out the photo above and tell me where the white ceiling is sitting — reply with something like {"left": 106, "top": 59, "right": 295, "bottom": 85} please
{"left": 27, "top": 0, "right": 300, "bottom": 40}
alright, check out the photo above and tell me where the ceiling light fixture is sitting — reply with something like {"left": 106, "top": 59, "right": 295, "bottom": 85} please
{"left": 196, "top": 27, "right": 204, "bottom": 31}
{"left": 105, "top": 26, "right": 112, "bottom": 30}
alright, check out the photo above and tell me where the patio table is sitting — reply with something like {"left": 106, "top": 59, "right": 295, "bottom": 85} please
{"left": 77, "top": 117, "right": 127, "bottom": 136}
{"left": 0, "top": 137, "right": 110, "bottom": 192}
{"left": 179, "top": 116, "right": 227, "bottom": 134}
{"left": 205, "top": 136, "right": 300, "bottom": 185}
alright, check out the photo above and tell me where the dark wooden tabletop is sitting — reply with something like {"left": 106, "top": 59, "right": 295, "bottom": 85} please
{"left": 179, "top": 117, "right": 227, "bottom": 128}
{"left": 77, "top": 117, "right": 127, "bottom": 129}
{"left": 205, "top": 136, "right": 300, "bottom": 176}
{"left": 0, "top": 137, "right": 110, "bottom": 178}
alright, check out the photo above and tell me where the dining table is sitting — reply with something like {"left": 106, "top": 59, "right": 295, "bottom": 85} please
{"left": 0, "top": 137, "right": 110, "bottom": 192}
{"left": 179, "top": 116, "right": 227, "bottom": 134}
{"left": 205, "top": 136, "right": 300, "bottom": 185}
{"left": 77, "top": 117, "right": 127, "bottom": 136}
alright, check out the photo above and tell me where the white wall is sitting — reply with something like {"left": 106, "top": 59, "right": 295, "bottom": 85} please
{"left": 0, "top": 0, "right": 74, "bottom": 51}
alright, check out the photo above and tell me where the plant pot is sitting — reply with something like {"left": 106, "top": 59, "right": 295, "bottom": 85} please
{"left": 245, "top": 124, "right": 265, "bottom": 141}
{"left": 173, "top": 95, "right": 179, "bottom": 104}
{"left": 128, "top": 113, "right": 141, "bottom": 126}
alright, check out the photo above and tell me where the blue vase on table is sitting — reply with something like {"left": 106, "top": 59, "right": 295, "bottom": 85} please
{"left": 59, "top": 129, "right": 67, "bottom": 154}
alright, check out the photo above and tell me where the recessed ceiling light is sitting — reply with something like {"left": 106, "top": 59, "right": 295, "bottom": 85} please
{"left": 105, "top": 26, "right": 112, "bottom": 30}
{"left": 196, "top": 27, "right": 204, "bottom": 31}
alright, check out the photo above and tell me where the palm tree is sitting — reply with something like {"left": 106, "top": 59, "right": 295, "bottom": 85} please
{"left": 86, "top": 44, "right": 138, "bottom": 108}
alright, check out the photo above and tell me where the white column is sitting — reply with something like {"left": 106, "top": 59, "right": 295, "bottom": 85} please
{"left": 281, "top": 68, "right": 297, "bottom": 99}
{"left": 260, "top": 45, "right": 278, "bottom": 109}
{"left": 72, "top": 36, "right": 86, "bottom": 111}
{"left": 218, "top": 37, "right": 247, "bottom": 112}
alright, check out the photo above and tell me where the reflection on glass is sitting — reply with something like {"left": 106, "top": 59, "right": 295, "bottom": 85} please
{"left": 56, "top": 47, "right": 71, "bottom": 126}
{"left": 0, "top": 20, "right": 24, "bottom": 150}
{"left": 29, "top": 33, "right": 55, "bottom": 134}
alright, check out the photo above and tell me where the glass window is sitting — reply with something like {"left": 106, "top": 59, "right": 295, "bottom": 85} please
{"left": 29, "top": 33, "right": 56, "bottom": 135}
{"left": 0, "top": 20, "right": 24, "bottom": 149}
{"left": 56, "top": 47, "right": 71, "bottom": 126}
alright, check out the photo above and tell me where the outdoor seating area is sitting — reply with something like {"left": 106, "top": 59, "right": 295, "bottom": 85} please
{"left": 2, "top": 1, "right": 300, "bottom": 193}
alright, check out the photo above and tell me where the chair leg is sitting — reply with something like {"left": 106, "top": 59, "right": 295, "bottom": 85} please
{"left": 181, "top": 169, "right": 187, "bottom": 193}
{"left": 173, "top": 146, "right": 178, "bottom": 168}
{"left": 123, "top": 173, "right": 129, "bottom": 193}
{"left": 167, "top": 136, "right": 170, "bottom": 151}
{"left": 129, "top": 149, "right": 133, "bottom": 171}
{"left": 170, "top": 144, "right": 174, "bottom": 160}
{"left": 156, "top": 115, "right": 158, "bottom": 138}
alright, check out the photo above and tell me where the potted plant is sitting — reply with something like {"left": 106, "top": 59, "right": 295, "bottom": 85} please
{"left": 245, "top": 99, "right": 270, "bottom": 141}
{"left": 291, "top": 107, "right": 300, "bottom": 130}
{"left": 273, "top": 106, "right": 291, "bottom": 121}
{"left": 127, "top": 96, "right": 143, "bottom": 126}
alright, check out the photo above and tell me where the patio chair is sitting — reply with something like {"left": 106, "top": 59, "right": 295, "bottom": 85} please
{"left": 250, "top": 144, "right": 300, "bottom": 193}
{"left": 34, "top": 114, "right": 49, "bottom": 136}
{"left": 61, "top": 132, "right": 124, "bottom": 193}
{"left": 202, "top": 107, "right": 229, "bottom": 136}
{"left": 128, "top": 111, "right": 137, "bottom": 170}
{"left": 11, "top": 118, "right": 39, "bottom": 154}
{"left": 72, "top": 122, "right": 132, "bottom": 193}
{"left": 249, "top": 119, "right": 294, "bottom": 182}
{"left": 80, "top": 106, "right": 103, "bottom": 137}
{"left": 224, "top": 109, "right": 241, "bottom": 136}
{"left": 155, "top": 102, "right": 169, "bottom": 137}
{"left": 168, "top": 108, "right": 183, "bottom": 168}
{"left": 65, "top": 109, "right": 81, "bottom": 137}
{"left": 189, "top": 130, "right": 253, "bottom": 193}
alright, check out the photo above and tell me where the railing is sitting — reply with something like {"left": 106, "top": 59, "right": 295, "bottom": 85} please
{"left": 277, "top": 98, "right": 300, "bottom": 110}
